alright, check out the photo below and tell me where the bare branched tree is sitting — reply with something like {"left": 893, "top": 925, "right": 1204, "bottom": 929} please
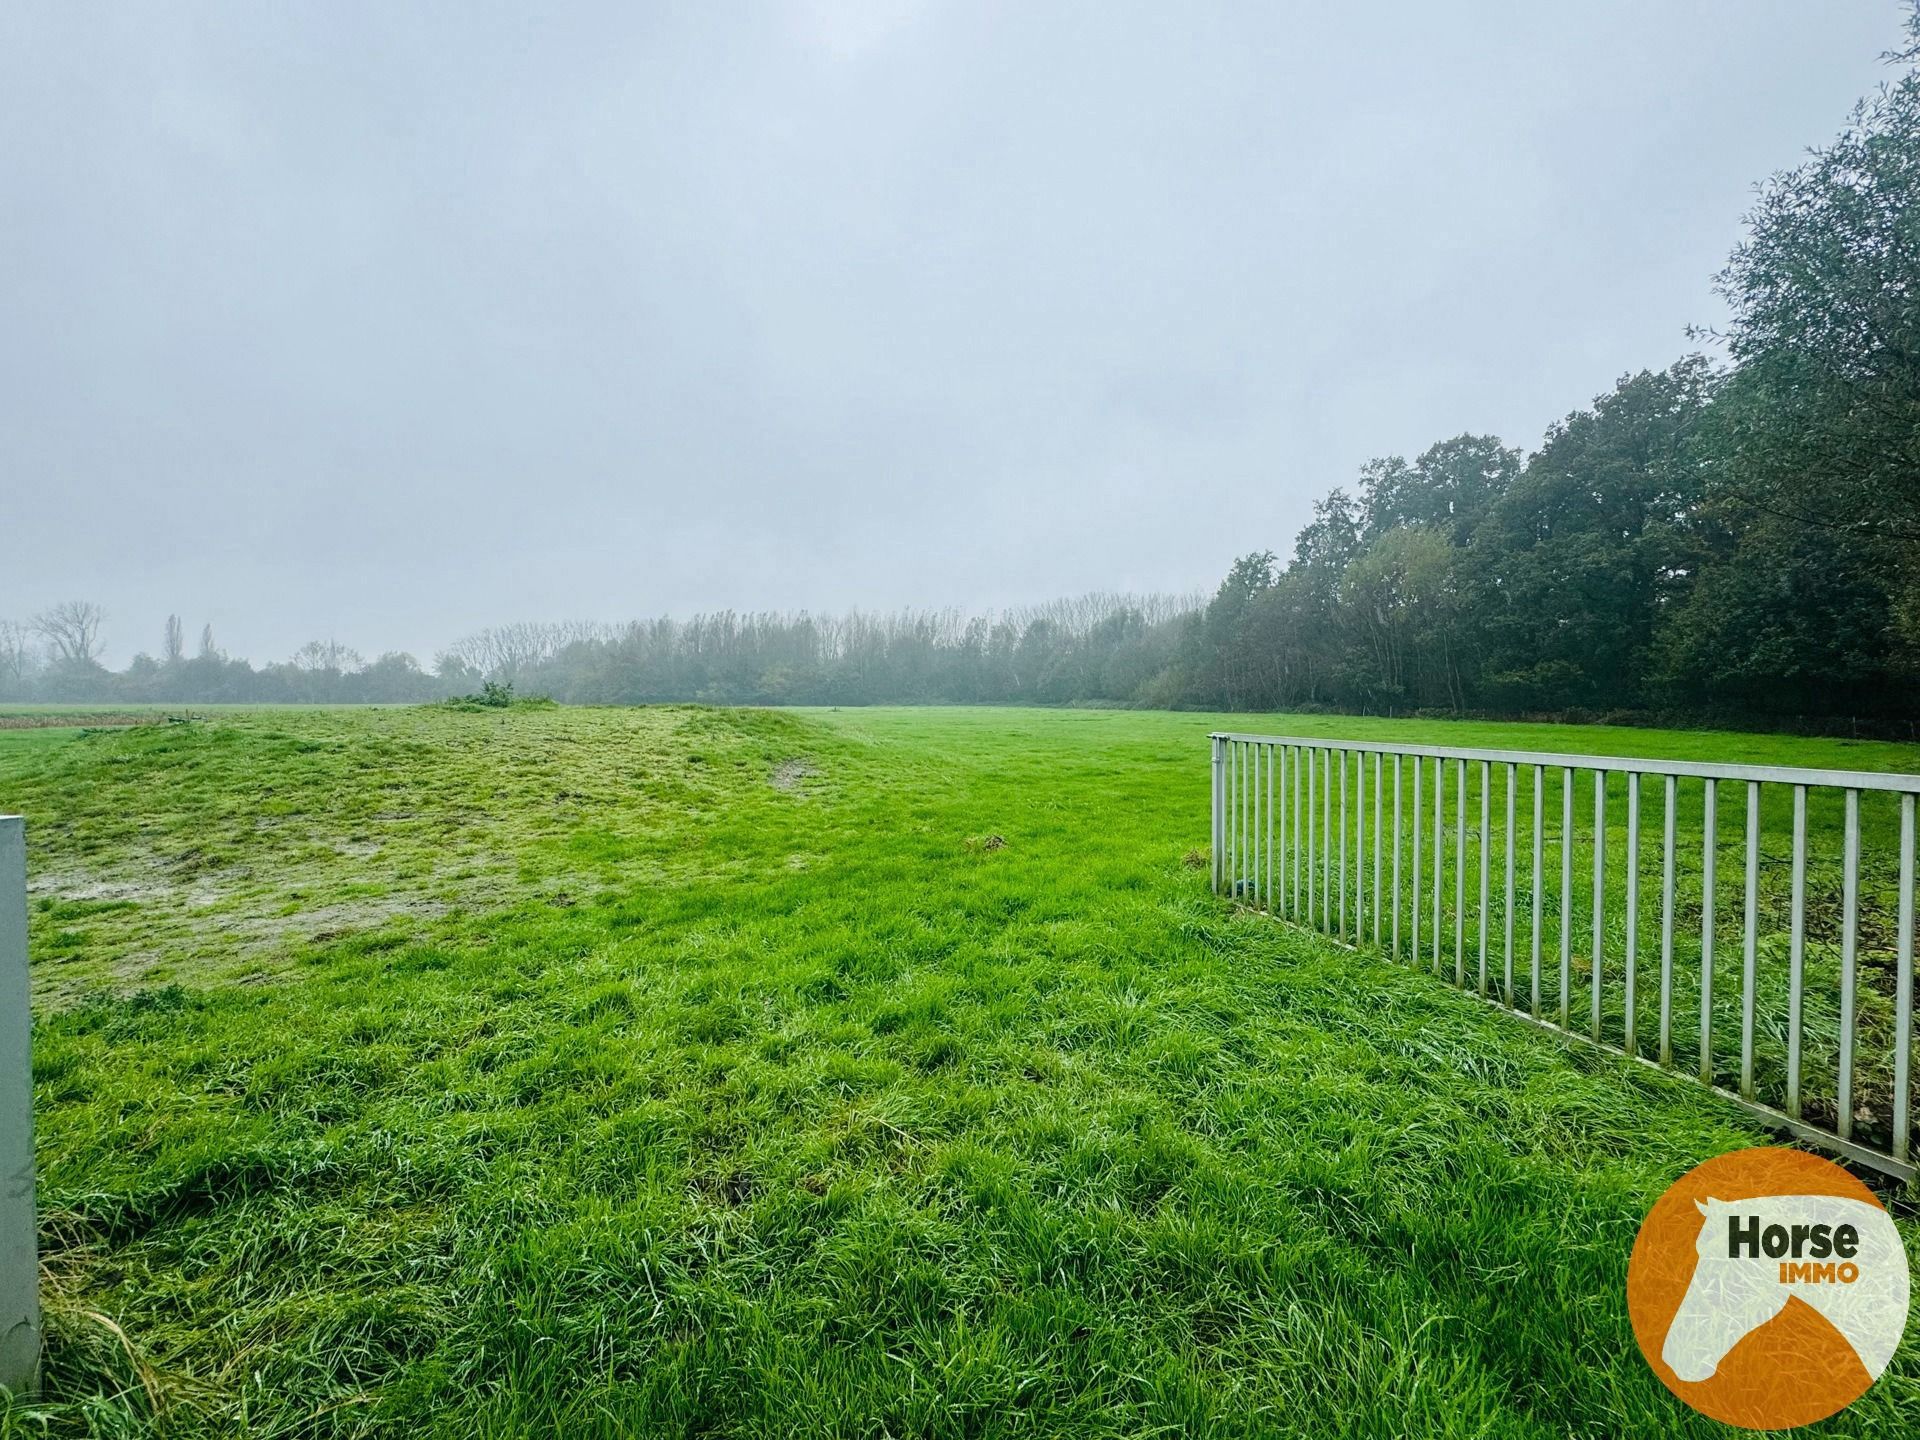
{"left": 0, "top": 619, "right": 37, "bottom": 686}
{"left": 163, "top": 614, "right": 185, "bottom": 665}
{"left": 290, "top": 638, "right": 365, "bottom": 673}
{"left": 443, "top": 620, "right": 612, "bottom": 679}
{"left": 31, "top": 600, "right": 106, "bottom": 666}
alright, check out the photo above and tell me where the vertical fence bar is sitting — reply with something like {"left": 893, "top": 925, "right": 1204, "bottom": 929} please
{"left": 1701, "top": 779, "right": 1718, "bottom": 1085}
{"left": 1244, "top": 743, "right": 1254, "bottom": 903}
{"left": 1, "top": 816, "right": 38, "bottom": 1397}
{"left": 1244, "top": 742, "right": 1253, "bottom": 896}
{"left": 1531, "top": 765, "right": 1544, "bottom": 1019}
{"left": 1251, "top": 748, "right": 1267, "bottom": 906}
{"left": 1265, "top": 743, "right": 1274, "bottom": 911}
{"left": 1838, "top": 789, "right": 1860, "bottom": 1142}
{"left": 1265, "top": 744, "right": 1273, "bottom": 909}
{"left": 1239, "top": 742, "right": 1250, "bottom": 900}
{"left": 1294, "top": 747, "right": 1303, "bottom": 916}
{"left": 1271, "top": 745, "right": 1281, "bottom": 909}
{"left": 1257, "top": 744, "right": 1267, "bottom": 906}
{"left": 1234, "top": 742, "right": 1243, "bottom": 898}
{"left": 1742, "top": 782, "right": 1761, "bottom": 1102}
{"left": 1246, "top": 743, "right": 1256, "bottom": 903}
{"left": 1306, "top": 748, "right": 1316, "bottom": 926}
{"left": 1325, "top": 749, "right": 1335, "bottom": 934}
{"left": 1312, "top": 745, "right": 1322, "bottom": 927}
{"left": 1245, "top": 743, "right": 1254, "bottom": 897}
{"left": 1354, "top": 752, "right": 1365, "bottom": 943}
{"left": 1290, "top": 748, "right": 1305, "bottom": 917}
{"left": 1591, "top": 771, "right": 1605, "bottom": 1045}
{"left": 1391, "top": 756, "right": 1403, "bottom": 960}
{"left": 1625, "top": 773, "right": 1639, "bottom": 1057}
{"left": 1223, "top": 740, "right": 1231, "bottom": 893}
{"left": 1227, "top": 740, "right": 1236, "bottom": 893}
{"left": 1895, "top": 795, "right": 1914, "bottom": 1164}
{"left": 1230, "top": 742, "right": 1239, "bottom": 894}
{"left": 1455, "top": 760, "right": 1467, "bottom": 988}
{"left": 1433, "top": 757, "right": 1444, "bottom": 976}
{"left": 1787, "top": 785, "right": 1808, "bottom": 1119}
{"left": 1292, "top": 747, "right": 1302, "bottom": 919}
{"left": 1282, "top": 747, "right": 1293, "bottom": 916}
{"left": 1477, "top": 762, "right": 1491, "bottom": 997}
{"left": 1321, "top": 748, "right": 1333, "bottom": 933}
{"left": 1210, "top": 738, "right": 1224, "bottom": 894}
{"left": 1260, "top": 744, "right": 1270, "bottom": 906}
{"left": 1339, "top": 751, "right": 1350, "bottom": 940}
{"left": 1313, "top": 748, "right": 1328, "bottom": 929}
{"left": 1289, "top": 746, "right": 1300, "bottom": 917}
{"left": 1561, "top": 768, "right": 1573, "bottom": 1028}
{"left": 1311, "top": 748, "right": 1320, "bottom": 928}
{"left": 1410, "top": 756, "right": 1422, "bottom": 966}
{"left": 1660, "top": 775, "right": 1676, "bottom": 1067}
{"left": 1228, "top": 742, "right": 1238, "bottom": 894}
{"left": 1373, "top": 754, "right": 1384, "bottom": 947}
{"left": 1503, "top": 763, "right": 1515, "bottom": 1007}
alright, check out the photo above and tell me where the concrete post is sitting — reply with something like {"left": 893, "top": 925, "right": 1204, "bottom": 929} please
{"left": 0, "top": 816, "right": 38, "bottom": 1395}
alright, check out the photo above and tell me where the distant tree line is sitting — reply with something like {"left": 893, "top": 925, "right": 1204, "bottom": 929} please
{"left": 8, "top": 17, "right": 1917, "bottom": 729}
{"left": 0, "top": 604, "right": 454, "bottom": 705}
{"left": 0, "top": 597, "right": 1201, "bottom": 710}
{"left": 441, "top": 595, "right": 1199, "bottom": 707}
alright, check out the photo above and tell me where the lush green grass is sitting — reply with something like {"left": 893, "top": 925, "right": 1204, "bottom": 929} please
{"left": 0, "top": 730, "right": 94, "bottom": 755}
{"left": 0, "top": 705, "right": 1916, "bottom": 1437}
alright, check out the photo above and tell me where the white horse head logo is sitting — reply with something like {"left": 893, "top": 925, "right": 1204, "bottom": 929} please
{"left": 1662, "top": 1194, "right": 1908, "bottom": 1384}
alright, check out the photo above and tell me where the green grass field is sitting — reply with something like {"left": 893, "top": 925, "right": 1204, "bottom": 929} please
{"left": 1, "top": 705, "right": 1916, "bottom": 1437}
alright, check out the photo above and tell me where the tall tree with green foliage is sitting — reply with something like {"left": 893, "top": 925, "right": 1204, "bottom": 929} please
{"left": 1340, "top": 526, "right": 1463, "bottom": 711}
{"left": 1360, "top": 435, "right": 1521, "bottom": 545}
{"left": 1707, "top": 6, "right": 1920, "bottom": 667}
{"left": 1469, "top": 360, "right": 1715, "bottom": 711}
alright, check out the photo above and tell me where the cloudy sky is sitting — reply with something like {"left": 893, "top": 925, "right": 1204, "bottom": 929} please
{"left": 0, "top": 1, "right": 1906, "bottom": 667}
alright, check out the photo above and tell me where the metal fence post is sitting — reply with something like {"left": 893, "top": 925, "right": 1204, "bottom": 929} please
{"left": 1210, "top": 738, "right": 1224, "bottom": 895}
{"left": 0, "top": 815, "right": 38, "bottom": 1396}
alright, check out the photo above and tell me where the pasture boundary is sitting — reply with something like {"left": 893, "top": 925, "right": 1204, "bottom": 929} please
{"left": 1209, "top": 735, "right": 1919, "bottom": 1184}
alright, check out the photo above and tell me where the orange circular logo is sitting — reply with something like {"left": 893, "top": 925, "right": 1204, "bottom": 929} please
{"left": 1627, "top": 1147, "right": 1912, "bottom": 1429}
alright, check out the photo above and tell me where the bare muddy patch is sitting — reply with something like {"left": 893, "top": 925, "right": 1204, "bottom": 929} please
{"left": 29, "top": 867, "right": 225, "bottom": 910}
{"left": 0, "top": 713, "right": 165, "bottom": 730}
{"left": 770, "top": 758, "right": 818, "bottom": 792}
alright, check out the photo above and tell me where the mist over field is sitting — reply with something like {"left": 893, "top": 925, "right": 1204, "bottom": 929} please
{"left": 0, "top": 2, "right": 1905, "bottom": 682}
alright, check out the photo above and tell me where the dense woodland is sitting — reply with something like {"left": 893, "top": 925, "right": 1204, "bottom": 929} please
{"left": 9, "top": 20, "right": 1919, "bottom": 729}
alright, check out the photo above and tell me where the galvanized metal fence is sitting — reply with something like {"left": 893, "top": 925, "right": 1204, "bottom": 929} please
{"left": 1209, "top": 735, "right": 1920, "bottom": 1182}
{"left": 0, "top": 816, "right": 37, "bottom": 1394}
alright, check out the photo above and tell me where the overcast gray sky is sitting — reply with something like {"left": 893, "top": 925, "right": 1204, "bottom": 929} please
{"left": 0, "top": 2, "right": 1906, "bottom": 667}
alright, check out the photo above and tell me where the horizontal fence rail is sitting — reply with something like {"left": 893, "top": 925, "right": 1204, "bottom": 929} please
{"left": 1209, "top": 734, "right": 1920, "bottom": 1182}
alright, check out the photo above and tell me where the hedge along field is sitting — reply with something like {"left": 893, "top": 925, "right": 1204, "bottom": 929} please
{"left": 0, "top": 704, "right": 1916, "bottom": 1438}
